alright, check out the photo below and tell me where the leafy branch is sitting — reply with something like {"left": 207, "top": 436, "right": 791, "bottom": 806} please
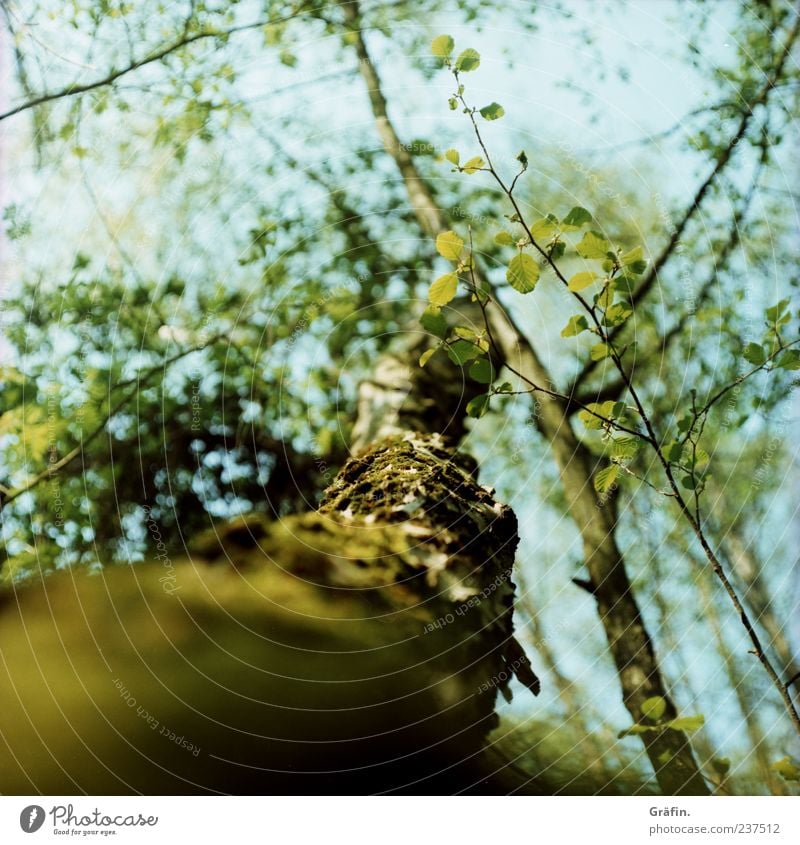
{"left": 426, "top": 34, "right": 800, "bottom": 737}
{"left": 0, "top": 2, "right": 316, "bottom": 123}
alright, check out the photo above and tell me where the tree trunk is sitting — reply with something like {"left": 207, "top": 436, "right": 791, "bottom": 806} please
{"left": 0, "top": 335, "right": 539, "bottom": 794}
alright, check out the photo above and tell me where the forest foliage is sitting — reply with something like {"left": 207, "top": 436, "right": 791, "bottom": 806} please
{"left": 1, "top": 0, "right": 799, "bottom": 794}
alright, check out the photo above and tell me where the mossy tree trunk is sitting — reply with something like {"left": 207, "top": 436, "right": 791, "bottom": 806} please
{"left": 0, "top": 332, "right": 538, "bottom": 794}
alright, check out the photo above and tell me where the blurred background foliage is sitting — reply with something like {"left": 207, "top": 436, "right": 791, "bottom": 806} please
{"left": 1, "top": 0, "right": 799, "bottom": 793}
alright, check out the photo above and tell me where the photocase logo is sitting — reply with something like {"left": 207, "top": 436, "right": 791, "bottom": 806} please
{"left": 19, "top": 805, "right": 45, "bottom": 833}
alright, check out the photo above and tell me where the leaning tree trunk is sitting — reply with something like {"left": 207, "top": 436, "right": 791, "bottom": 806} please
{"left": 0, "top": 331, "right": 538, "bottom": 795}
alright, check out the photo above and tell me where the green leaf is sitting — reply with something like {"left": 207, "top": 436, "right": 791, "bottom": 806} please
{"left": 595, "top": 279, "right": 616, "bottom": 309}
{"left": 447, "top": 339, "right": 481, "bottom": 365}
{"left": 641, "top": 696, "right": 667, "bottom": 722}
{"left": 765, "top": 298, "right": 790, "bottom": 323}
{"left": 561, "top": 314, "right": 589, "bottom": 337}
{"left": 663, "top": 441, "right": 685, "bottom": 463}
{"left": 469, "top": 358, "right": 494, "bottom": 384}
{"left": 466, "top": 393, "right": 490, "bottom": 418}
{"left": 771, "top": 756, "right": 800, "bottom": 782}
{"left": 494, "top": 231, "right": 515, "bottom": 246}
{"left": 496, "top": 382, "right": 514, "bottom": 393}
{"left": 506, "top": 253, "right": 540, "bottom": 293}
{"left": 420, "top": 306, "right": 448, "bottom": 339}
{"left": 419, "top": 347, "right": 437, "bottom": 367}
{"left": 462, "top": 156, "right": 485, "bottom": 174}
{"left": 579, "top": 400, "right": 625, "bottom": 430}
{"left": 568, "top": 271, "right": 598, "bottom": 292}
{"left": 618, "top": 724, "right": 656, "bottom": 738}
{"left": 621, "top": 245, "right": 643, "bottom": 266}
{"left": 604, "top": 302, "right": 633, "bottom": 326}
{"left": 479, "top": 102, "right": 505, "bottom": 120}
{"left": 429, "top": 273, "right": 458, "bottom": 306}
{"left": 435, "top": 231, "right": 464, "bottom": 261}
{"left": 610, "top": 436, "right": 640, "bottom": 460}
{"left": 776, "top": 349, "right": 800, "bottom": 370}
{"left": 576, "top": 231, "right": 611, "bottom": 259}
{"left": 430, "top": 34, "right": 454, "bottom": 59}
{"left": 742, "top": 342, "right": 767, "bottom": 366}
{"left": 444, "top": 148, "right": 460, "bottom": 165}
{"left": 561, "top": 206, "right": 592, "bottom": 229}
{"left": 593, "top": 464, "right": 619, "bottom": 494}
{"left": 530, "top": 215, "right": 558, "bottom": 240}
{"left": 665, "top": 714, "right": 705, "bottom": 732}
{"left": 626, "top": 259, "right": 648, "bottom": 275}
{"left": 455, "top": 48, "right": 480, "bottom": 72}
{"left": 590, "top": 342, "right": 611, "bottom": 361}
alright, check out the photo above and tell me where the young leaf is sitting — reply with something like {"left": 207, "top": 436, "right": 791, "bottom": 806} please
{"left": 447, "top": 339, "right": 481, "bottom": 365}
{"left": 435, "top": 231, "right": 464, "bottom": 261}
{"left": 561, "top": 314, "right": 589, "bottom": 337}
{"left": 663, "top": 441, "right": 685, "bottom": 463}
{"left": 595, "top": 279, "right": 616, "bottom": 309}
{"left": 466, "top": 393, "right": 490, "bottom": 418}
{"left": 506, "top": 253, "right": 540, "bottom": 293}
{"left": 610, "top": 436, "right": 640, "bottom": 460}
{"left": 494, "top": 230, "right": 515, "bottom": 246}
{"left": 590, "top": 342, "right": 611, "bottom": 361}
{"left": 429, "top": 273, "right": 458, "bottom": 306}
{"left": 462, "top": 156, "right": 485, "bottom": 174}
{"left": 419, "top": 347, "right": 437, "bottom": 367}
{"left": 618, "top": 724, "right": 657, "bottom": 738}
{"left": 576, "top": 231, "right": 611, "bottom": 260}
{"left": 742, "top": 342, "right": 767, "bottom": 366}
{"left": 455, "top": 48, "right": 480, "bottom": 72}
{"left": 530, "top": 215, "right": 558, "bottom": 240}
{"left": 444, "top": 148, "right": 460, "bottom": 165}
{"left": 496, "top": 382, "right": 514, "bottom": 393}
{"left": 469, "top": 358, "right": 494, "bottom": 384}
{"left": 593, "top": 464, "right": 619, "bottom": 494}
{"left": 621, "top": 245, "right": 643, "bottom": 266}
{"left": 568, "top": 271, "right": 597, "bottom": 292}
{"left": 420, "top": 305, "right": 448, "bottom": 338}
{"left": 430, "top": 34, "right": 454, "bottom": 59}
{"left": 604, "top": 302, "right": 633, "bottom": 326}
{"left": 776, "top": 349, "right": 800, "bottom": 370}
{"left": 765, "top": 298, "right": 790, "bottom": 323}
{"left": 665, "top": 714, "right": 705, "bottom": 732}
{"left": 479, "top": 102, "right": 505, "bottom": 120}
{"left": 579, "top": 400, "right": 625, "bottom": 430}
{"left": 641, "top": 696, "right": 667, "bottom": 722}
{"left": 561, "top": 206, "right": 592, "bottom": 229}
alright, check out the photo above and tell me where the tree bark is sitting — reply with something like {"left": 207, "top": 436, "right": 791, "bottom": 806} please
{"left": 338, "top": 0, "right": 708, "bottom": 794}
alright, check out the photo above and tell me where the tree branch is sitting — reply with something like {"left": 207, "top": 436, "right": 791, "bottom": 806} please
{"left": 571, "top": 8, "right": 800, "bottom": 392}
{"left": 0, "top": 4, "right": 314, "bottom": 122}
